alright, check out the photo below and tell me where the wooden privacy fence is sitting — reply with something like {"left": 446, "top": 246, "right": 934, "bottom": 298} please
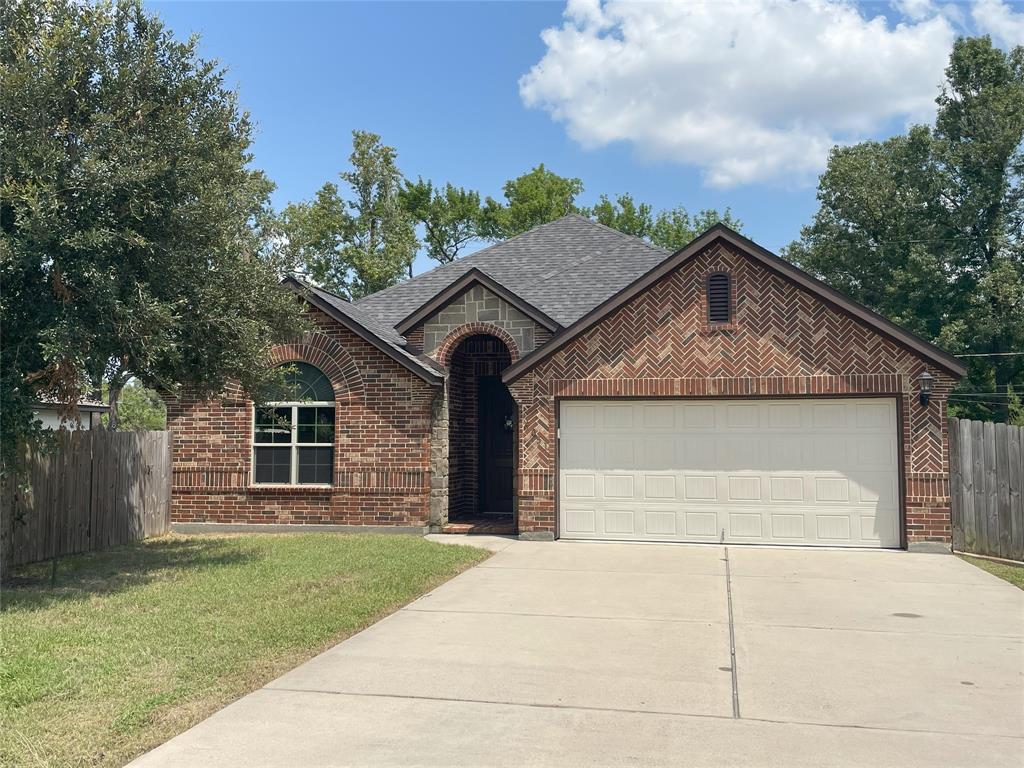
{"left": 1, "top": 430, "right": 171, "bottom": 571}
{"left": 948, "top": 418, "right": 1024, "bottom": 562}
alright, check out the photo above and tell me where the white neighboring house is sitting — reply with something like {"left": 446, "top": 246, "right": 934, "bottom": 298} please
{"left": 33, "top": 400, "right": 110, "bottom": 430}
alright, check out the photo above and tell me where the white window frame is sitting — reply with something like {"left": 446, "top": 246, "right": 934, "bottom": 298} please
{"left": 251, "top": 401, "right": 335, "bottom": 487}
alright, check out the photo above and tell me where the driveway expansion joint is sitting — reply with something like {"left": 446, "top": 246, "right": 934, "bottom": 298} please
{"left": 257, "top": 687, "right": 1024, "bottom": 741}
{"left": 724, "top": 546, "right": 741, "bottom": 719}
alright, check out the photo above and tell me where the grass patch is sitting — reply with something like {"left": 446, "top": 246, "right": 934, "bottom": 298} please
{"left": 958, "top": 554, "right": 1024, "bottom": 589}
{"left": 0, "top": 533, "right": 488, "bottom": 767}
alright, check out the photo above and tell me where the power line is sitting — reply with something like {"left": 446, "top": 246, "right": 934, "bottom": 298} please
{"left": 950, "top": 392, "right": 1022, "bottom": 398}
{"left": 958, "top": 352, "right": 1024, "bottom": 357}
{"left": 946, "top": 403, "right": 1019, "bottom": 409}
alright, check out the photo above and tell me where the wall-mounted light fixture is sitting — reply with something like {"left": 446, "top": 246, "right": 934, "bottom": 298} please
{"left": 917, "top": 371, "right": 934, "bottom": 407}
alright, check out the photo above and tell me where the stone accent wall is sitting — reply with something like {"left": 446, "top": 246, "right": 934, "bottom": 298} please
{"left": 167, "top": 307, "right": 437, "bottom": 526}
{"left": 508, "top": 240, "right": 957, "bottom": 546}
{"left": 427, "top": 387, "right": 448, "bottom": 529}
{"left": 418, "top": 285, "right": 547, "bottom": 358}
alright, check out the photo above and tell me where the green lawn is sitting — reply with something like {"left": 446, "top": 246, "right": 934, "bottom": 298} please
{"left": 0, "top": 533, "right": 488, "bottom": 768}
{"left": 958, "top": 554, "right": 1024, "bottom": 589}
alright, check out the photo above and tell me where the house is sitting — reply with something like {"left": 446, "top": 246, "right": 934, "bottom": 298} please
{"left": 167, "top": 217, "right": 964, "bottom": 550}
{"left": 34, "top": 399, "right": 109, "bottom": 430}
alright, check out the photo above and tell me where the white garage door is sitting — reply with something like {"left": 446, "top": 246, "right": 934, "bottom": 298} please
{"left": 558, "top": 398, "right": 900, "bottom": 548}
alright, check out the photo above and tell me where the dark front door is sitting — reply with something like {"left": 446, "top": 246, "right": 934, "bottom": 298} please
{"left": 477, "top": 376, "right": 515, "bottom": 515}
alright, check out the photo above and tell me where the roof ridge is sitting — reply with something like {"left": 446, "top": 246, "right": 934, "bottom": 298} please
{"left": 568, "top": 213, "right": 671, "bottom": 254}
{"left": 354, "top": 214, "right": 582, "bottom": 306}
{"left": 291, "top": 275, "right": 351, "bottom": 305}
{"left": 514, "top": 223, "right": 669, "bottom": 295}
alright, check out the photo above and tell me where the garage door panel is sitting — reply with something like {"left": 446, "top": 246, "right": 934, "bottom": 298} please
{"left": 563, "top": 474, "right": 597, "bottom": 500}
{"left": 643, "top": 509, "right": 678, "bottom": 536}
{"left": 559, "top": 399, "right": 899, "bottom": 548}
{"left": 727, "top": 476, "right": 761, "bottom": 502}
{"left": 642, "top": 474, "right": 675, "bottom": 500}
{"left": 637, "top": 437, "right": 674, "bottom": 469}
{"left": 603, "top": 509, "right": 636, "bottom": 534}
{"left": 603, "top": 474, "right": 636, "bottom": 499}
{"left": 563, "top": 508, "right": 597, "bottom": 534}
{"left": 683, "top": 475, "right": 717, "bottom": 501}
{"left": 856, "top": 400, "right": 895, "bottom": 428}
{"left": 561, "top": 438, "right": 595, "bottom": 470}
{"left": 769, "top": 476, "right": 804, "bottom": 502}
{"left": 768, "top": 404, "right": 803, "bottom": 429}
{"left": 601, "top": 440, "right": 635, "bottom": 470}
{"left": 770, "top": 513, "right": 805, "bottom": 540}
{"left": 641, "top": 404, "right": 675, "bottom": 429}
{"left": 561, "top": 403, "right": 596, "bottom": 429}
{"left": 680, "top": 404, "right": 715, "bottom": 428}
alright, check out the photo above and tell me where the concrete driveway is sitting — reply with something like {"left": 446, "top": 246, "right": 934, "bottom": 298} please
{"left": 132, "top": 538, "right": 1023, "bottom": 767}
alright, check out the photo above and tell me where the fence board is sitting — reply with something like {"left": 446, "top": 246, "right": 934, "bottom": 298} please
{"left": 972, "top": 420, "right": 988, "bottom": 554}
{"left": 1009, "top": 425, "right": 1023, "bottom": 562}
{"left": 948, "top": 418, "right": 963, "bottom": 552}
{"left": 949, "top": 417, "right": 1024, "bottom": 562}
{"left": 960, "top": 420, "right": 976, "bottom": 551}
{"left": 1, "top": 430, "right": 172, "bottom": 573}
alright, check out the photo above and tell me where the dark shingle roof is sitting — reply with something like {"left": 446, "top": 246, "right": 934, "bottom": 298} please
{"left": 286, "top": 279, "right": 445, "bottom": 382}
{"left": 355, "top": 215, "right": 669, "bottom": 328}
{"left": 290, "top": 216, "right": 671, "bottom": 380}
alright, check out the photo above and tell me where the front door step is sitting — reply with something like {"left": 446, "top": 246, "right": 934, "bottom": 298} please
{"left": 442, "top": 517, "right": 515, "bottom": 535}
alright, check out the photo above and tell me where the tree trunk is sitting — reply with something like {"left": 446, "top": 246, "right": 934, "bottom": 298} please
{"left": 107, "top": 382, "right": 123, "bottom": 430}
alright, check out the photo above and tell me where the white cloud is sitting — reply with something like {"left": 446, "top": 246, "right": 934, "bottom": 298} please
{"left": 971, "top": 0, "right": 1024, "bottom": 48}
{"left": 520, "top": 0, "right": 961, "bottom": 188}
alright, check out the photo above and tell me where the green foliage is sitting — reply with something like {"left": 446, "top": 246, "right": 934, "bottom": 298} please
{"left": 0, "top": 0, "right": 305, "bottom": 465}
{"left": 585, "top": 194, "right": 655, "bottom": 239}
{"left": 100, "top": 380, "right": 166, "bottom": 431}
{"left": 480, "top": 164, "right": 584, "bottom": 240}
{"left": 787, "top": 37, "right": 1024, "bottom": 423}
{"left": 280, "top": 131, "right": 417, "bottom": 298}
{"left": 583, "top": 193, "right": 743, "bottom": 251}
{"left": 400, "top": 178, "right": 484, "bottom": 265}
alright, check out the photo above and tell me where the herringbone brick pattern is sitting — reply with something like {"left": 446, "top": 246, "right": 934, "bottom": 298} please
{"left": 512, "top": 242, "right": 957, "bottom": 542}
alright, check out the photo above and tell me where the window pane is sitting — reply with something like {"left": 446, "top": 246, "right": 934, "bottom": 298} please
{"left": 285, "top": 363, "right": 334, "bottom": 402}
{"left": 297, "top": 447, "right": 333, "bottom": 484}
{"left": 255, "top": 407, "right": 292, "bottom": 443}
{"left": 297, "top": 407, "right": 334, "bottom": 444}
{"left": 254, "top": 447, "right": 291, "bottom": 483}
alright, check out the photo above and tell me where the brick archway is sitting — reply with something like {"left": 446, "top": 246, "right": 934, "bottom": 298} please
{"left": 269, "top": 331, "right": 364, "bottom": 404}
{"left": 436, "top": 323, "right": 521, "bottom": 368}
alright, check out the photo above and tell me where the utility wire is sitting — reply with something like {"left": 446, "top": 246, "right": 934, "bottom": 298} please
{"left": 946, "top": 403, "right": 1019, "bottom": 409}
{"left": 946, "top": 393, "right": 1019, "bottom": 399}
{"left": 958, "top": 352, "right": 1024, "bottom": 357}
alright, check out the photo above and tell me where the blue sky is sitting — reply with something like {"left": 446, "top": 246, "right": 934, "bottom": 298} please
{"left": 148, "top": 1, "right": 1020, "bottom": 274}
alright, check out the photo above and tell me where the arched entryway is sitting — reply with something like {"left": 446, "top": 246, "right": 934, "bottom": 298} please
{"left": 447, "top": 333, "right": 517, "bottom": 528}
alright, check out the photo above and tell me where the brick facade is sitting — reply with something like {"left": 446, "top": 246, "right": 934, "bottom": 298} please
{"left": 169, "top": 237, "right": 958, "bottom": 547}
{"left": 167, "top": 307, "right": 437, "bottom": 526}
{"left": 507, "top": 241, "right": 956, "bottom": 545}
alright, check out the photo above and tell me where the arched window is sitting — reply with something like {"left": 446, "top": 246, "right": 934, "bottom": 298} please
{"left": 253, "top": 363, "right": 335, "bottom": 485}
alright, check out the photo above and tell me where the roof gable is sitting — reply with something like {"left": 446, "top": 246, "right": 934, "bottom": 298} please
{"left": 282, "top": 278, "right": 444, "bottom": 385}
{"left": 354, "top": 215, "right": 668, "bottom": 329}
{"left": 395, "top": 268, "right": 561, "bottom": 335}
{"left": 502, "top": 225, "right": 965, "bottom": 383}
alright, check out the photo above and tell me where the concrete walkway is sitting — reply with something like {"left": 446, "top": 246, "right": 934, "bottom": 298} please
{"left": 132, "top": 538, "right": 1024, "bottom": 767}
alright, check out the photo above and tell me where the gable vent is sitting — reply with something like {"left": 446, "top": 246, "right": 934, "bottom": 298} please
{"left": 707, "top": 273, "right": 731, "bottom": 323}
